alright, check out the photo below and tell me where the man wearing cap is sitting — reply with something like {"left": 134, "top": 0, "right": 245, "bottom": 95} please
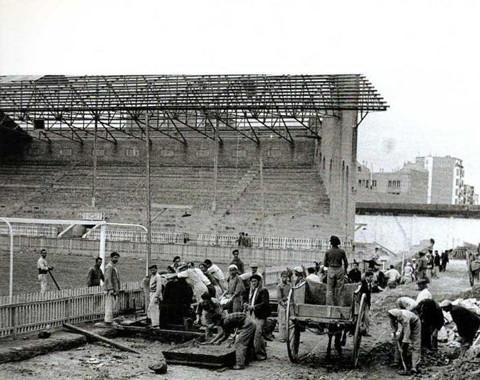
{"left": 230, "top": 249, "right": 245, "bottom": 274}
{"left": 225, "top": 264, "right": 245, "bottom": 312}
{"left": 245, "top": 274, "right": 269, "bottom": 361}
{"left": 172, "top": 256, "right": 181, "bottom": 271}
{"left": 87, "top": 257, "right": 104, "bottom": 287}
{"left": 37, "top": 249, "right": 54, "bottom": 293}
{"left": 147, "top": 264, "right": 164, "bottom": 328}
{"left": 388, "top": 308, "right": 422, "bottom": 375}
{"left": 416, "top": 279, "right": 432, "bottom": 304}
{"left": 396, "top": 296, "right": 418, "bottom": 311}
{"left": 104, "top": 251, "right": 121, "bottom": 324}
{"left": 440, "top": 300, "right": 480, "bottom": 349}
{"left": 324, "top": 235, "right": 348, "bottom": 306}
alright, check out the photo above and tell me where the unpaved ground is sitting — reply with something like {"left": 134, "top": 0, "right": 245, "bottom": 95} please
{"left": 0, "top": 260, "right": 474, "bottom": 380}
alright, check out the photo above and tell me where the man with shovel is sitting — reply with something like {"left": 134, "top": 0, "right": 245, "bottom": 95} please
{"left": 388, "top": 308, "right": 422, "bottom": 376}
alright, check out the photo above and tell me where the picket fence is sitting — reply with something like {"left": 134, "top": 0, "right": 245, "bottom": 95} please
{"left": 0, "top": 281, "right": 144, "bottom": 339}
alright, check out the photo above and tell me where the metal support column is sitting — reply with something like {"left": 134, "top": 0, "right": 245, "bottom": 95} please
{"left": 212, "top": 122, "right": 218, "bottom": 213}
{"left": 99, "top": 223, "right": 106, "bottom": 275}
{"left": 259, "top": 148, "right": 266, "bottom": 271}
{"left": 92, "top": 118, "right": 98, "bottom": 207}
{"left": 145, "top": 112, "right": 152, "bottom": 275}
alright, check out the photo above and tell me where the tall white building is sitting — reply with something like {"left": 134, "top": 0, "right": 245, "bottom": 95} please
{"left": 415, "top": 156, "right": 464, "bottom": 204}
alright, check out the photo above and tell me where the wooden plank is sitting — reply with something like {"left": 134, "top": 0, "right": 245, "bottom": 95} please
{"left": 63, "top": 323, "right": 140, "bottom": 354}
{"left": 295, "top": 304, "right": 351, "bottom": 319}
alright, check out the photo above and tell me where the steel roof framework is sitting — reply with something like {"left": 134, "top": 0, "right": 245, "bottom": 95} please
{"left": 0, "top": 74, "right": 388, "bottom": 145}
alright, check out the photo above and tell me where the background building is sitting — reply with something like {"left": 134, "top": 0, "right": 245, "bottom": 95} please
{"left": 356, "top": 161, "right": 428, "bottom": 203}
{"left": 415, "top": 155, "right": 464, "bottom": 204}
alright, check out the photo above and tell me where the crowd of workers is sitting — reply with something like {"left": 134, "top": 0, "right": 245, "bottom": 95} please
{"left": 34, "top": 236, "right": 480, "bottom": 374}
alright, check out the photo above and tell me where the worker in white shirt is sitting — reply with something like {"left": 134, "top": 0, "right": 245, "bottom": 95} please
{"left": 37, "top": 249, "right": 53, "bottom": 293}
{"left": 147, "top": 264, "right": 164, "bottom": 328}
{"left": 306, "top": 267, "right": 322, "bottom": 284}
{"left": 416, "top": 278, "right": 432, "bottom": 304}
{"left": 204, "top": 259, "right": 226, "bottom": 291}
{"left": 177, "top": 262, "right": 211, "bottom": 302}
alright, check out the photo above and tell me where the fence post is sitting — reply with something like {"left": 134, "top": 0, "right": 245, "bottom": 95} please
{"left": 65, "top": 298, "right": 70, "bottom": 324}
{"left": 11, "top": 304, "right": 17, "bottom": 338}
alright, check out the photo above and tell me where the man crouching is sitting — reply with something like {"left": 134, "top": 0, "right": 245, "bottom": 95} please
{"left": 204, "top": 312, "right": 258, "bottom": 370}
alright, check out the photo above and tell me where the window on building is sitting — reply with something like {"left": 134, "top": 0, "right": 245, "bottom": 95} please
{"left": 372, "top": 180, "right": 377, "bottom": 188}
{"left": 358, "top": 166, "right": 362, "bottom": 172}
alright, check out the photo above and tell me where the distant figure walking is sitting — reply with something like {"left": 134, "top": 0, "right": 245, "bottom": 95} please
{"left": 440, "top": 250, "right": 449, "bottom": 272}
{"left": 324, "top": 235, "right": 348, "bottom": 306}
{"left": 37, "top": 249, "right": 53, "bottom": 293}
{"left": 86, "top": 257, "right": 104, "bottom": 287}
{"left": 104, "top": 252, "right": 121, "bottom": 325}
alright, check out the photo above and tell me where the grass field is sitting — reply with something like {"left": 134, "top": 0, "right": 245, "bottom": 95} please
{"left": 0, "top": 249, "right": 235, "bottom": 296}
{"left": 0, "top": 249, "right": 162, "bottom": 296}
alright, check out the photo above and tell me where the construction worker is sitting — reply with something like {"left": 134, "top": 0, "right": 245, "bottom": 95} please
{"left": 104, "top": 252, "right": 121, "bottom": 325}
{"left": 86, "top": 257, "right": 104, "bottom": 287}
{"left": 416, "top": 298, "right": 444, "bottom": 351}
{"left": 245, "top": 274, "right": 269, "bottom": 361}
{"left": 388, "top": 308, "right": 422, "bottom": 376}
{"left": 440, "top": 300, "right": 480, "bottom": 349}
{"left": 276, "top": 271, "right": 291, "bottom": 342}
{"left": 37, "top": 249, "right": 53, "bottom": 293}
{"left": 416, "top": 278, "right": 432, "bottom": 303}
{"left": 147, "top": 264, "right": 164, "bottom": 328}
{"left": 206, "top": 312, "right": 259, "bottom": 370}
{"left": 324, "top": 235, "right": 348, "bottom": 306}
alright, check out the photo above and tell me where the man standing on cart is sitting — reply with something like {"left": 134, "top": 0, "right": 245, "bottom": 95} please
{"left": 324, "top": 235, "right": 349, "bottom": 306}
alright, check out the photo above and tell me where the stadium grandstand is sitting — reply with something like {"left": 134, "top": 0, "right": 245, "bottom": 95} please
{"left": 0, "top": 74, "right": 388, "bottom": 249}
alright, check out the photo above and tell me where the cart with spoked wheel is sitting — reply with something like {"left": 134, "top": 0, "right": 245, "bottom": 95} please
{"left": 286, "top": 280, "right": 367, "bottom": 368}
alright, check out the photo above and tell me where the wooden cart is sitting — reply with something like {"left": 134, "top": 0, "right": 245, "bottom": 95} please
{"left": 466, "top": 251, "right": 480, "bottom": 287}
{"left": 286, "top": 280, "right": 367, "bottom": 368}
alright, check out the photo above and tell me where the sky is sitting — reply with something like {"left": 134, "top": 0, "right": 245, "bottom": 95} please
{"left": 1, "top": 0, "right": 479, "bottom": 187}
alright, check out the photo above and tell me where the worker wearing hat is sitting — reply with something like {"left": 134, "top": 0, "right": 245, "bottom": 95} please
{"left": 245, "top": 274, "right": 269, "bottom": 361}
{"left": 224, "top": 264, "right": 245, "bottom": 312}
{"left": 388, "top": 308, "right": 421, "bottom": 375}
{"left": 147, "top": 264, "right": 165, "bottom": 328}
{"left": 415, "top": 278, "right": 432, "bottom": 304}
{"left": 104, "top": 252, "right": 121, "bottom": 324}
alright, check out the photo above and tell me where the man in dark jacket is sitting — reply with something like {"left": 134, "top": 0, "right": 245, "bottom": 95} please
{"left": 87, "top": 257, "right": 104, "bottom": 287}
{"left": 441, "top": 300, "right": 480, "bottom": 348}
{"left": 245, "top": 274, "right": 269, "bottom": 360}
{"left": 348, "top": 261, "right": 362, "bottom": 283}
{"left": 230, "top": 249, "right": 245, "bottom": 274}
{"left": 415, "top": 298, "right": 444, "bottom": 350}
{"left": 440, "top": 250, "right": 450, "bottom": 272}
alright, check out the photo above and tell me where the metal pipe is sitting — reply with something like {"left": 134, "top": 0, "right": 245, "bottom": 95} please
{"left": 0, "top": 218, "right": 14, "bottom": 301}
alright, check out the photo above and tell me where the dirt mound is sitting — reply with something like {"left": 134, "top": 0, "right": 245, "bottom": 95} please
{"left": 433, "top": 349, "right": 480, "bottom": 380}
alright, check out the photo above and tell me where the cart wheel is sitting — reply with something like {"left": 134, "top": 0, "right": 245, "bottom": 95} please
{"left": 352, "top": 293, "right": 367, "bottom": 368}
{"left": 286, "top": 288, "right": 300, "bottom": 362}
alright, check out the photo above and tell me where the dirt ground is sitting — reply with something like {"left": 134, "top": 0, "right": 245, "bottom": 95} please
{"left": 0, "top": 260, "right": 475, "bottom": 380}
